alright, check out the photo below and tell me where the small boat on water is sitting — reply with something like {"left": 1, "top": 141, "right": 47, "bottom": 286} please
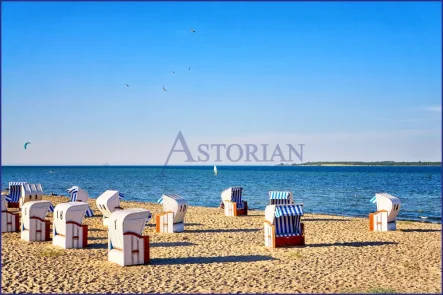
{"left": 49, "top": 170, "right": 55, "bottom": 174}
{"left": 214, "top": 165, "right": 218, "bottom": 175}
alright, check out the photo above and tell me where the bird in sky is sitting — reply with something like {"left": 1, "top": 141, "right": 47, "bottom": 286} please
{"left": 163, "top": 86, "right": 167, "bottom": 92}
{"left": 188, "top": 67, "right": 190, "bottom": 70}
{"left": 172, "top": 71, "right": 175, "bottom": 74}
{"left": 190, "top": 29, "right": 196, "bottom": 33}
{"left": 125, "top": 84, "right": 130, "bottom": 87}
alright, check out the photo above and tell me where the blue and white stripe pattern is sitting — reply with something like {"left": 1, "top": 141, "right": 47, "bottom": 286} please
{"left": 68, "top": 186, "right": 79, "bottom": 202}
{"left": 370, "top": 196, "right": 377, "bottom": 203}
{"left": 231, "top": 187, "right": 243, "bottom": 209}
{"left": 157, "top": 197, "right": 164, "bottom": 204}
{"left": 48, "top": 204, "right": 55, "bottom": 213}
{"left": 118, "top": 192, "right": 125, "bottom": 199}
{"left": 274, "top": 205, "right": 304, "bottom": 237}
{"left": 6, "top": 182, "right": 27, "bottom": 203}
{"left": 269, "top": 191, "right": 292, "bottom": 205}
{"left": 68, "top": 186, "right": 94, "bottom": 217}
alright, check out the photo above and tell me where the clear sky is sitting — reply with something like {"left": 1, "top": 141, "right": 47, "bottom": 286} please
{"left": 1, "top": 1, "right": 441, "bottom": 165}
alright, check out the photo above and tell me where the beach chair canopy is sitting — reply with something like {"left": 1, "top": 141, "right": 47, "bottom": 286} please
{"left": 21, "top": 201, "right": 51, "bottom": 229}
{"left": 370, "top": 193, "right": 401, "bottom": 222}
{"left": 21, "top": 183, "right": 43, "bottom": 202}
{"left": 6, "top": 182, "right": 27, "bottom": 202}
{"left": 68, "top": 186, "right": 89, "bottom": 202}
{"left": 265, "top": 204, "right": 304, "bottom": 237}
{"left": 96, "top": 190, "right": 121, "bottom": 218}
{"left": 268, "top": 191, "right": 293, "bottom": 205}
{"left": 161, "top": 194, "right": 188, "bottom": 224}
{"left": 53, "top": 202, "right": 89, "bottom": 236}
{"left": 221, "top": 187, "right": 244, "bottom": 209}
{"left": 108, "top": 208, "right": 151, "bottom": 250}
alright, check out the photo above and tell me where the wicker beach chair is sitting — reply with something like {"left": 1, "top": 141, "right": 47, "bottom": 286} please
{"left": 53, "top": 202, "right": 89, "bottom": 249}
{"left": 1, "top": 193, "right": 19, "bottom": 232}
{"left": 96, "top": 190, "right": 124, "bottom": 226}
{"left": 156, "top": 194, "right": 188, "bottom": 233}
{"left": 221, "top": 187, "right": 248, "bottom": 216}
{"left": 264, "top": 204, "right": 305, "bottom": 248}
{"left": 21, "top": 200, "right": 52, "bottom": 242}
{"left": 108, "top": 208, "right": 151, "bottom": 266}
{"left": 369, "top": 193, "right": 401, "bottom": 231}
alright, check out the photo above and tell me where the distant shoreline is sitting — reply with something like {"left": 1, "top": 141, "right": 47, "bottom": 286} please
{"left": 282, "top": 161, "right": 442, "bottom": 167}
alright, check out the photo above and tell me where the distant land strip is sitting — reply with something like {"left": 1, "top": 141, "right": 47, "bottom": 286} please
{"left": 279, "top": 161, "right": 442, "bottom": 166}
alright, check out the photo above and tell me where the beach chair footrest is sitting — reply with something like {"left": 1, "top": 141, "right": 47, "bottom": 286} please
{"left": 275, "top": 235, "right": 305, "bottom": 247}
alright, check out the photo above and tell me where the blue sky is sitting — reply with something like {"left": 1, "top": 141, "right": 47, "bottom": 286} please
{"left": 1, "top": 1, "right": 441, "bottom": 165}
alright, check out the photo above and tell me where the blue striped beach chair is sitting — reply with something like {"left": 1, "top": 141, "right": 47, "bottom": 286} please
{"left": 4, "top": 182, "right": 27, "bottom": 208}
{"left": 268, "top": 191, "right": 294, "bottom": 205}
{"left": 221, "top": 187, "right": 248, "bottom": 216}
{"left": 264, "top": 204, "right": 305, "bottom": 248}
{"left": 67, "top": 186, "right": 94, "bottom": 217}
{"left": 156, "top": 194, "right": 188, "bottom": 233}
{"left": 12, "top": 183, "right": 54, "bottom": 213}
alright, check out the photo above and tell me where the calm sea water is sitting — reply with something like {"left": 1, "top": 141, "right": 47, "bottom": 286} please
{"left": 1, "top": 166, "right": 441, "bottom": 223}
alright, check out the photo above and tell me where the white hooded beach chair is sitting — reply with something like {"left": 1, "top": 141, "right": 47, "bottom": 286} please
{"left": 156, "top": 194, "right": 188, "bottom": 233}
{"left": 108, "top": 208, "right": 151, "bottom": 266}
{"left": 21, "top": 200, "right": 52, "bottom": 242}
{"left": 264, "top": 204, "right": 305, "bottom": 248}
{"left": 269, "top": 191, "right": 294, "bottom": 205}
{"left": 1, "top": 194, "right": 19, "bottom": 232}
{"left": 53, "top": 202, "right": 89, "bottom": 249}
{"left": 4, "top": 182, "right": 27, "bottom": 208}
{"left": 19, "top": 183, "right": 54, "bottom": 213}
{"left": 67, "top": 186, "right": 94, "bottom": 217}
{"left": 96, "top": 190, "right": 124, "bottom": 226}
{"left": 369, "top": 193, "right": 401, "bottom": 231}
{"left": 221, "top": 187, "right": 248, "bottom": 216}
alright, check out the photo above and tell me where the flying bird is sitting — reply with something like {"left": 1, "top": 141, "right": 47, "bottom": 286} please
{"left": 188, "top": 67, "right": 190, "bottom": 70}
{"left": 172, "top": 71, "right": 175, "bottom": 74}
{"left": 163, "top": 86, "right": 167, "bottom": 92}
{"left": 190, "top": 29, "right": 196, "bottom": 33}
{"left": 125, "top": 84, "right": 130, "bottom": 87}
{"left": 24, "top": 142, "right": 31, "bottom": 150}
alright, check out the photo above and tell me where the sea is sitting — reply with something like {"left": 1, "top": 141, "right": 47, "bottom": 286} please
{"left": 1, "top": 165, "right": 441, "bottom": 223}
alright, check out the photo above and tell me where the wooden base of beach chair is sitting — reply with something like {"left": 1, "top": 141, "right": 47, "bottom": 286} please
{"left": 108, "top": 234, "right": 150, "bottom": 266}
{"left": 275, "top": 235, "right": 305, "bottom": 247}
{"left": 1, "top": 210, "right": 20, "bottom": 232}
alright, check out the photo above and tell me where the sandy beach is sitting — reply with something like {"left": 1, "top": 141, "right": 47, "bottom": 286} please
{"left": 1, "top": 195, "right": 441, "bottom": 294}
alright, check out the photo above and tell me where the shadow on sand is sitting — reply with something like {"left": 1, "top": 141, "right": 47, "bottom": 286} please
{"left": 303, "top": 218, "right": 351, "bottom": 222}
{"left": 401, "top": 229, "right": 440, "bottom": 233}
{"left": 185, "top": 228, "right": 260, "bottom": 233}
{"left": 151, "top": 254, "right": 275, "bottom": 265}
{"left": 87, "top": 243, "right": 108, "bottom": 249}
{"left": 151, "top": 241, "right": 195, "bottom": 247}
{"left": 307, "top": 241, "right": 398, "bottom": 248}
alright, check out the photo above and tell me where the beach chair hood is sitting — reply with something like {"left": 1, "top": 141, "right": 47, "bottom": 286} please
{"left": 7, "top": 182, "right": 27, "bottom": 203}
{"left": 96, "top": 190, "right": 121, "bottom": 218}
{"left": 108, "top": 208, "right": 151, "bottom": 250}
{"left": 161, "top": 194, "right": 188, "bottom": 224}
{"left": 68, "top": 186, "right": 89, "bottom": 202}
{"left": 53, "top": 202, "right": 89, "bottom": 236}
{"left": 21, "top": 201, "right": 51, "bottom": 229}
{"left": 268, "top": 191, "right": 294, "bottom": 205}
{"left": 265, "top": 204, "right": 304, "bottom": 236}
{"left": 370, "top": 193, "right": 401, "bottom": 223}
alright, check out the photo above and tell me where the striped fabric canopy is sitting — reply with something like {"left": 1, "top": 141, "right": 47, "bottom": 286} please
{"left": 370, "top": 196, "right": 377, "bottom": 204}
{"left": 6, "top": 182, "right": 27, "bottom": 203}
{"left": 269, "top": 191, "right": 291, "bottom": 200}
{"left": 230, "top": 187, "right": 243, "bottom": 209}
{"left": 275, "top": 205, "right": 304, "bottom": 218}
{"left": 118, "top": 193, "right": 125, "bottom": 199}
